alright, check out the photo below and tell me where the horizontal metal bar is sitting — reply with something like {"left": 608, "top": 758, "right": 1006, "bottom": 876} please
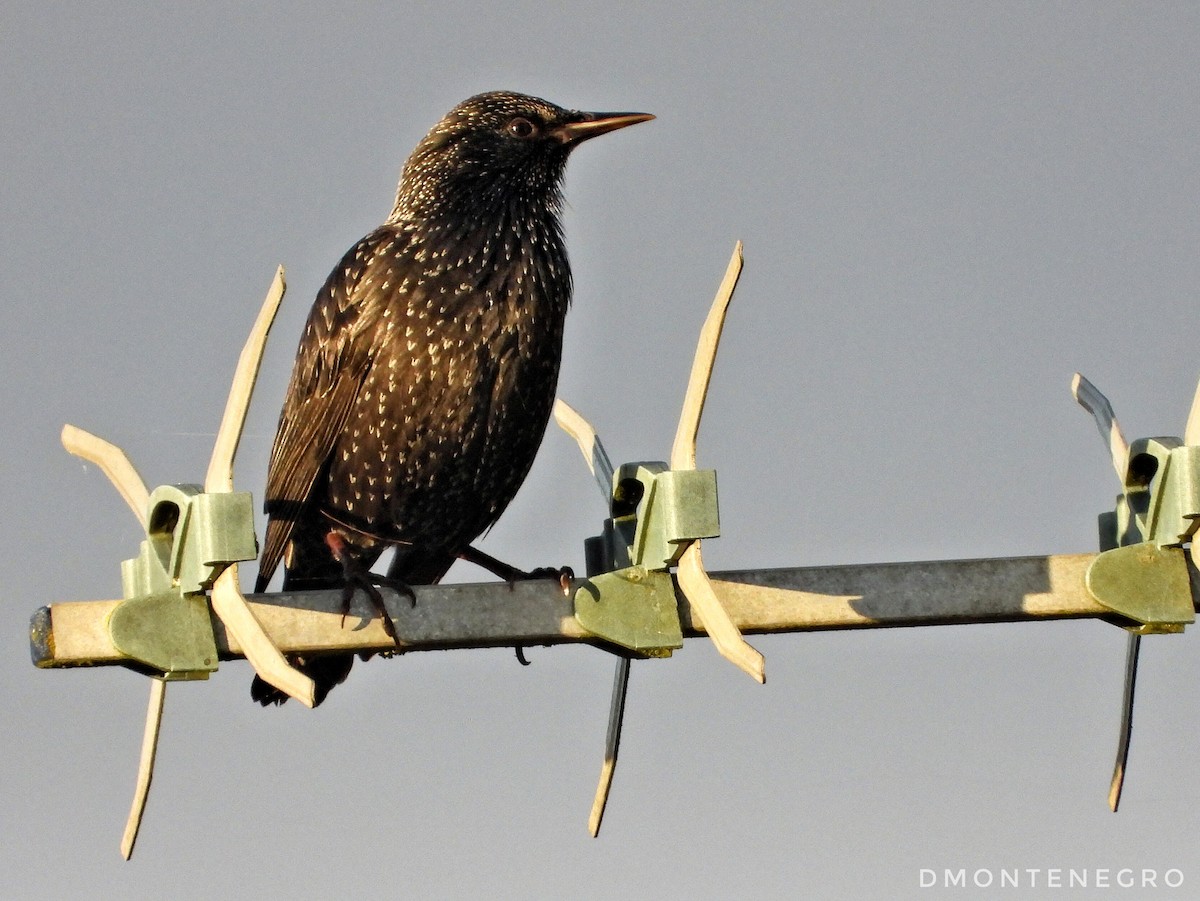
{"left": 713, "top": 553, "right": 1113, "bottom": 632}
{"left": 31, "top": 553, "right": 1149, "bottom": 671}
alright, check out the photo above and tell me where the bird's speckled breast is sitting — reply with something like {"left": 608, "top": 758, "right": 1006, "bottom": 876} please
{"left": 321, "top": 221, "right": 569, "bottom": 553}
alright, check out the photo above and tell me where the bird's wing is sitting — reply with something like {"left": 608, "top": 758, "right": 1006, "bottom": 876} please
{"left": 256, "top": 226, "right": 407, "bottom": 588}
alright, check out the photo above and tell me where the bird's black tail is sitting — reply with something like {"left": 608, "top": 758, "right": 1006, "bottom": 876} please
{"left": 250, "top": 653, "right": 355, "bottom": 707}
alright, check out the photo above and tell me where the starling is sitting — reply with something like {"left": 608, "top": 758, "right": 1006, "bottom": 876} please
{"left": 251, "top": 91, "right": 653, "bottom": 705}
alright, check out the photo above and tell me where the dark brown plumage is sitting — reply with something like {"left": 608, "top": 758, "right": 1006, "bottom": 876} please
{"left": 251, "top": 91, "right": 652, "bottom": 705}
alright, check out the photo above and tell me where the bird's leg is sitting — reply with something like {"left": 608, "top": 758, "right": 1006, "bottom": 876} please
{"left": 324, "top": 531, "right": 414, "bottom": 647}
{"left": 458, "top": 545, "right": 574, "bottom": 595}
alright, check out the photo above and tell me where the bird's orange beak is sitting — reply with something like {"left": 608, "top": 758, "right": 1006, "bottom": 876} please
{"left": 552, "top": 111, "right": 655, "bottom": 144}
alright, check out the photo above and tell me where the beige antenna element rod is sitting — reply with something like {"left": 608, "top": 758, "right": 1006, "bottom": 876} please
{"left": 62, "top": 267, "right": 314, "bottom": 858}
{"left": 556, "top": 241, "right": 762, "bottom": 838}
{"left": 671, "top": 242, "right": 764, "bottom": 683}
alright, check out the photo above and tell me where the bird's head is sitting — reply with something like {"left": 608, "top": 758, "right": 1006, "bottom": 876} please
{"left": 391, "top": 91, "right": 653, "bottom": 224}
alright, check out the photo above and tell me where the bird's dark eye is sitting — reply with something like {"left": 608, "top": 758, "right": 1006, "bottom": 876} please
{"left": 506, "top": 117, "right": 538, "bottom": 139}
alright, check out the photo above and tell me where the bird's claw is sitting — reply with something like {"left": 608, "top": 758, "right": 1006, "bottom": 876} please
{"left": 375, "top": 573, "right": 418, "bottom": 609}
{"left": 337, "top": 570, "right": 412, "bottom": 647}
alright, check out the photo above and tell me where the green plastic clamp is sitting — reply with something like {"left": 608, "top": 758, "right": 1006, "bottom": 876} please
{"left": 1086, "top": 437, "right": 1200, "bottom": 633}
{"left": 591, "top": 462, "right": 719, "bottom": 572}
{"left": 574, "top": 461, "right": 719, "bottom": 655}
{"left": 121, "top": 485, "right": 258, "bottom": 597}
{"left": 110, "top": 485, "right": 257, "bottom": 679}
{"left": 1085, "top": 542, "right": 1193, "bottom": 635}
{"left": 108, "top": 590, "right": 222, "bottom": 676}
{"left": 575, "top": 566, "right": 682, "bottom": 655}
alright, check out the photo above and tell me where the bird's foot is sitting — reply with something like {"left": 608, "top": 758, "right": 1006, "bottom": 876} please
{"left": 338, "top": 571, "right": 415, "bottom": 646}
{"left": 516, "top": 565, "right": 575, "bottom": 596}
{"left": 325, "top": 532, "right": 413, "bottom": 648}
{"left": 458, "top": 545, "right": 573, "bottom": 595}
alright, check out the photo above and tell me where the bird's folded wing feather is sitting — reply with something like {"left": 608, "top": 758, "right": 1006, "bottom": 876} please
{"left": 257, "top": 227, "right": 407, "bottom": 586}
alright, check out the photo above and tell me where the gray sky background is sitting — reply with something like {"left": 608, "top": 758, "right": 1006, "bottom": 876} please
{"left": 5, "top": 3, "right": 1200, "bottom": 899}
